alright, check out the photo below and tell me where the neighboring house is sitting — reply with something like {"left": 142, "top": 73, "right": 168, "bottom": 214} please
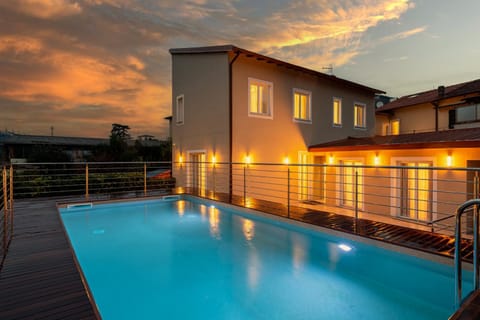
{"left": 170, "top": 44, "right": 384, "bottom": 194}
{"left": 309, "top": 79, "right": 480, "bottom": 227}
{"left": 376, "top": 79, "right": 480, "bottom": 136}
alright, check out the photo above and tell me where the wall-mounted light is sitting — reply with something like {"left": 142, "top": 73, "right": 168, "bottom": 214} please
{"left": 447, "top": 152, "right": 453, "bottom": 167}
{"left": 211, "top": 155, "right": 217, "bottom": 167}
{"left": 328, "top": 155, "right": 334, "bottom": 164}
{"left": 245, "top": 155, "right": 252, "bottom": 166}
{"left": 283, "top": 156, "right": 290, "bottom": 165}
{"left": 178, "top": 154, "right": 183, "bottom": 167}
{"left": 374, "top": 153, "right": 380, "bottom": 166}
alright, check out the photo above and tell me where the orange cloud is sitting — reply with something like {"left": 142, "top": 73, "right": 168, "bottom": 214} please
{"left": 0, "top": 0, "right": 82, "bottom": 19}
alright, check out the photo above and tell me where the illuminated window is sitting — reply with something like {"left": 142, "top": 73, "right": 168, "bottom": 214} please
{"left": 340, "top": 160, "right": 363, "bottom": 209}
{"left": 398, "top": 162, "right": 432, "bottom": 222}
{"left": 176, "top": 95, "right": 184, "bottom": 125}
{"left": 249, "top": 78, "right": 273, "bottom": 118}
{"left": 354, "top": 103, "right": 366, "bottom": 128}
{"left": 390, "top": 119, "right": 400, "bottom": 135}
{"left": 293, "top": 89, "right": 311, "bottom": 122}
{"left": 333, "top": 97, "right": 342, "bottom": 126}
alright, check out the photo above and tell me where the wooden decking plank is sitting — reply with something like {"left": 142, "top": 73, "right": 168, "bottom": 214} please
{"left": 0, "top": 199, "right": 97, "bottom": 320}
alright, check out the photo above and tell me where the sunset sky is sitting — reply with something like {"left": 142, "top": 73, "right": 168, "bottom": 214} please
{"left": 1, "top": 0, "right": 479, "bottom": 139}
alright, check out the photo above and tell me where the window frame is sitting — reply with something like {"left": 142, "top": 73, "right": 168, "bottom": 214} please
{"left": 333, "top": 97, "right": 342, "bottom": 127}
{"left": 176, "top": 94, "right": 184, "bottom": 125}
{"left": 292, "top": 88, "right": 312, "bottom": 123}
{"left": 353, "top": 102, "right": 366, "bottom": 129}
{"left": 455, "top": 104, "right": 480, "bottom": 124}
{"left": 248, "top": 77, "right": 274, "bottom": 119}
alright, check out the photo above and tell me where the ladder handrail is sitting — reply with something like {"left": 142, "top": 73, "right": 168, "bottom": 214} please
{"left": 454, "top": 199, "right": 480, "bottom": 308}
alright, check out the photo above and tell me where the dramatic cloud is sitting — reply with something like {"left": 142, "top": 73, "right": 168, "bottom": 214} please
{"left": 0, "top": 0, "right": 415, "bottom": 138}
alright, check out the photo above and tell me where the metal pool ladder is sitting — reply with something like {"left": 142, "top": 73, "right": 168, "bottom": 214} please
{"left": 454, "top": 199, "right": 480, "bottom": 308}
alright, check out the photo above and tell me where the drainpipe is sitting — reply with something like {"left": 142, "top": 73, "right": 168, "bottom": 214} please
{"left": 229, "top": 51, "right": 240, "bottom": 199}
{"left": 433, "top": 102, "right": 439, "bottom": 132}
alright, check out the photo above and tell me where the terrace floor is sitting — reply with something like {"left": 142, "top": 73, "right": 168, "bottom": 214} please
{"left": 0, "top": 192, "right": 479, "bottom": 319}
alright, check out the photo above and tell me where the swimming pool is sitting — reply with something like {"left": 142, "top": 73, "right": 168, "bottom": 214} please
{"left": 59, "top": 197, "right": 469, "bottom": 319}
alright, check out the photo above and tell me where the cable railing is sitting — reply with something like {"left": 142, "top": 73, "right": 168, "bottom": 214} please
{"left": 174, "top": 161, "right": 480, "bottom": 237}
{"left": 1, "top": 165, "right": 13, "bottom": 266}
{"left": 3, "top": 161, "right": 480, "bottom": 241}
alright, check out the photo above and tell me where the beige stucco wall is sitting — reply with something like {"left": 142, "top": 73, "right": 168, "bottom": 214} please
{"left": 231, "top": 54, "right": 376, "bottom": 164}
{"left": 311, "top": 147, "right": 480, "bottom": 230}
{"left": 171, "top": 52, "right": 230, "bottom": 189}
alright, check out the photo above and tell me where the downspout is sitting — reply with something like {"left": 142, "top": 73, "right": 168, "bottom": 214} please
{"left": 229, "top": 51, "right": 240, "bottom": 199}
{"left": 433, "top": 102, "right": 439, "bottom": 132}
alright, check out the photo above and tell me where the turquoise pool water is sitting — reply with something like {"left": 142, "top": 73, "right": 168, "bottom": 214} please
{"left": 60, "top": 198, "right": 468, "bottom": 319}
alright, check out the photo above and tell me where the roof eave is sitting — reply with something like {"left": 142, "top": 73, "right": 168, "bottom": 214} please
{"left": 309, "top": 140, "right": 480, "bottom": 152}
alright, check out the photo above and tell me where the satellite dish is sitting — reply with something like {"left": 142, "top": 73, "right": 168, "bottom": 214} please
{"left": 376, "top": 101, "right": 384, "bottom": 108}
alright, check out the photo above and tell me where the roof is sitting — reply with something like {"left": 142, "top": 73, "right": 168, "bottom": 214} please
{"left": 308, "top": 127, "right": 480, "bottom": 152}
{"left": 376, "top": 79, "right": 480, "bottom": 112}
{"left": 170, "top": 45, "right": 384, "bottom": 94}
{"left": 0, "top": 134, "right": 108, "bottom": 146}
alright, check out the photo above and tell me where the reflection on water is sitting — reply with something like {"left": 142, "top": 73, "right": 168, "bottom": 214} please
{"left": 243, "top": 219, "right": 255, "bottom": 241}
{"left": 247, "top": 246, "right": 259, "bottom": 290}
{"left": 291, "top": 234, "right": 308, "bottom": 275}
{"left": 177, "top": 200, "right": 185, "bottom": 217}
{"left": 209, "top": 206, "right": 221, "bottom": 239}
{"left": 199, "top": 204, "right": 207, "bottom": 222}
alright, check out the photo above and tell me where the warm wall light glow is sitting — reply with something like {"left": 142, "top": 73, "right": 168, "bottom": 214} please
{"left": 283, "top": 157, "right": 290, "bottom": 165}
{"left": 374, "top": 154, "right": 380, "bottom": 166}
{"left": 245, "top": 155, "right": 252, "bottom": 165}
{"left": 328, "top": 155, "right": 334, "bottom": 164}
{"left": 179, "top": 155, "right": 183, "bottom": 163}
{"left": 211, "top": 155, "right": 217, "bottom": 166}
{"left": 447, "top": 154, "right": 453, "bottom": 167}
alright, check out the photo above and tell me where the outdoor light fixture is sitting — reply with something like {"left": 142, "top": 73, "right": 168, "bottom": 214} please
{"left": 328, "top": 155, "right": 334, "bottom": 164}
{"left": 283, "top": 157, "right": 290, "bottom": 165}
{"left": 374, "top": 153, "right": 380, "bottom": 166}
{"left": 179, "top": 155, "right": 183, "bottom": 166}
{"left": 447, "top": 152, "right": 453, "bottom": 167}
{"left": 211, "top": 155, "right": 217, "bottom": 166}
{"left": 245, "top": 155, "right": 252, "bottom": 165}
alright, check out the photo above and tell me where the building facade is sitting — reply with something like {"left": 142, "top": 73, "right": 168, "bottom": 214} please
{"left": 170, "top": 45, "right": 383, "bottom": 195}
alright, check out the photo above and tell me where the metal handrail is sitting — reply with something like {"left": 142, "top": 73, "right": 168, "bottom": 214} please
{"left": 454, "top": 199, "right": 480, "bottom": 308}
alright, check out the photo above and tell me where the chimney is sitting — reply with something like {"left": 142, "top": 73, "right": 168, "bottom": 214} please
{"left": 438, "top": 85, "right": 445, "bottom": 97}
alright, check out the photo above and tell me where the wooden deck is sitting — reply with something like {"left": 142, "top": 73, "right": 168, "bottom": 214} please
{"left": 0, "top": 199, "right": 97, "bottom": 320}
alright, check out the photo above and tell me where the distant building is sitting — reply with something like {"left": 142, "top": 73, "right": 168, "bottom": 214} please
{"left": 0, "top": 132, "right": 108, "bottom": 162}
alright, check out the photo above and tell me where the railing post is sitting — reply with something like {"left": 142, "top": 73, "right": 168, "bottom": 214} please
{"left": 474, "top": 172, "right": 479, "bottom": 290}
{"left": 85, "top": 163, "right": 89, "bottom": 200}
{"left": 9, "top": 164, "right": 13, "bottom": 236}
{"left": 144, "top": 162, "right": 147, "bottom": 196}
{"left": 354, "top": 170, "right": 359, "bottom": 220}
{"left": 455, "top": 206, "right": 462, "bottom": 309}
{"left": 243, "top": 165, "right": 246, "bottom": 206}
{"left": 3, "top": 166, "right": 7, "bottom": 252}
{"left": 212, "top": 163, "right": 216, "bottom": 196}
{"left": 287, "top": 166, "right": 290, "bottom": 218}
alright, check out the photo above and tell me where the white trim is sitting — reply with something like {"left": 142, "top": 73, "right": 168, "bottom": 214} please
{"left": 353, "top": 102, "right": 366, "bottom": 129}
{"left": 176, "top": 94, "right": 184, "bottom": 126}
{"left": 186, "top": 149, "right": 207, "bottom": 190}
{"left": 389, "top": 157, "right": 438, "bottom": 221}
{"left": 332, "top": 97, "right": 342, "bottom": 127}
{"left": 292, "top": 88, "right": 312, "bottom": 123}
{"left": 248, "top": 77, "right": 273, "bottom": 119}
{"left": 336, "top": 157, "right": 365, "bottom": 210}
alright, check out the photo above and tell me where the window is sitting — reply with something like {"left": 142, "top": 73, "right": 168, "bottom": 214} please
{"left": 333, "top": 97, "right": 342, "bottom": 126}
{"left": 390, "top": 119, "right": 400, "bottom": 135}
{"left": 293, "top": 89, "right": 311, "bottom": 122}
{"left": 456, "top": 104, "right": 480, "bottom": 123}
{"left": 398, "top": 162, "right": 432, "bottom": 222}
{"left": 249, "top": 78, "right": 273, "bottom": 118}
{"left": 176, "top": 95, "right": 184, "bottom": 125}
{"left": 354, "top": 103, "right": 366, "bottom": 128}
{"left": 340, "top": 160, "right": 363, "bottom": 209}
